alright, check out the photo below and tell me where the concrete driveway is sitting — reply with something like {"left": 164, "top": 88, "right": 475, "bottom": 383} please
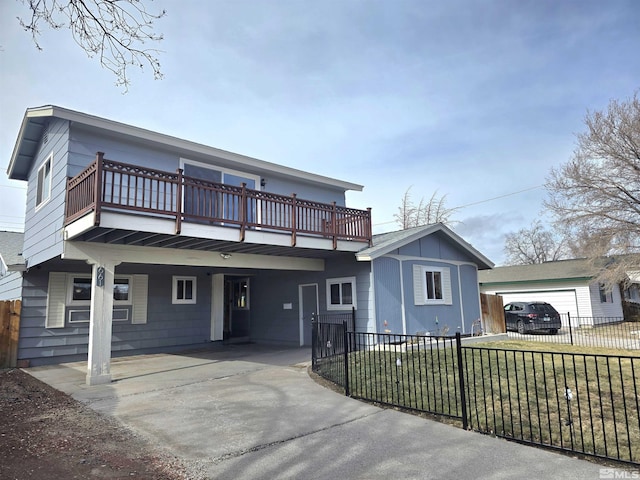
{"left": 28, "top": 344, "right": 607, "bottom": 480}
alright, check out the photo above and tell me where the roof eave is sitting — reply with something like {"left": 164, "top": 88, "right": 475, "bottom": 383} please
{"left": 8, "top": 105, "right": 364, "bottom": 192}
{"left": 356, "top": 223, "right": 494, "bottom": 269}
{"left": 7, "top": 106, "right": 56, "bottom": 180}
{"left": 480, "top": 276, "right": 593, "bottom": 286}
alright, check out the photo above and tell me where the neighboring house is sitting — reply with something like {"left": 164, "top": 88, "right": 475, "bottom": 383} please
{"left": 0, "top": 231, "right": 26, "bottom": 300}
{"left": 5, "top": 105, "right": 492, "bottom": 385}
{"left": 478, "top": 258, "right": 627, "bottom": 327}
{"left": 624, "top": 271, "right": 640, "bottom": 304}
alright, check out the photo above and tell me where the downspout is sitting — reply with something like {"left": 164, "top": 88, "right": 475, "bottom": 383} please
{"left": 399, "top": 257, "right": 407, "bottom": 335}
{"left": 457, "top": 264, "right": 465, "bottom": 334}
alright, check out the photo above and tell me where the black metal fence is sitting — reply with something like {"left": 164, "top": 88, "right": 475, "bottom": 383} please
{"left": 464, "top": 346, "right": 640, "bottom": 464}
{"left": 311, "top": 321, "right": 640, "bottom": 465}
{"left": 508, "top": 315, "right": 640, "bottom": 350}
{"left": 312, "top": 308, "right": 356, "bottom": 331}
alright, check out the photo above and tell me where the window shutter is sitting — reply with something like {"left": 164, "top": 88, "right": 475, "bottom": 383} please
{"left": 441, "top": 267, "right": 453, "bottom": 305}
{"left": 46, "top": 272, "right": 66, "bottom": 328}
{"left": 131, "top": 274, "right": 148, "bottom": 324}
{"left": 413, "top": 265, "right": 426, "bottom": 305}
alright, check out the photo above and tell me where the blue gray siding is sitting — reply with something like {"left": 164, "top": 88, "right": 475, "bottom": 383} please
{"left": 393, "top": 230, "right": 477, "bottom": 262}
{"left": 402, "top": 259, "right": 463, "bottom": 335}
{"left": 372, "top": 232, "right": 483, "bottom": 335}
{"left": 459, "top": 263, "right": 482, "bottom": 329}
{"left": 20, "top": 122, "right": 352, "bottom": 269}
{"left": 18, "top": 262, "right": 212, "bottom": 366}
{"left": 250, "top": 254, "right": 371, "bottom": 344}
{"left": 22, "top": 118, "right": 70, "bottom": 267}
{"left": 69, "top": 126, "right": 348, "bottom": 206}
{"left": 372, "top": 257, "right": 403, "bottom": 333}
{"left": 0, "top": 272, "right": 23, "bottom": 300}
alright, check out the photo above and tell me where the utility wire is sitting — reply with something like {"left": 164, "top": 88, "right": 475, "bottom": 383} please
{"left": 373, "top": 184, "right": 544, "bottom": 227}
{"left": 0, "top": 183, "right": 27, "bottom": 190}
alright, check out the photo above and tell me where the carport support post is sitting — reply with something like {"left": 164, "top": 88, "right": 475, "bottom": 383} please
{"left": 86, "top": 259, "right": 119, "bottom": 386}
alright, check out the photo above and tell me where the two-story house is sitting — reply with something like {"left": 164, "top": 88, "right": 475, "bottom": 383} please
{"left": 2, "top": 105, "right": 493, "bottom": 385}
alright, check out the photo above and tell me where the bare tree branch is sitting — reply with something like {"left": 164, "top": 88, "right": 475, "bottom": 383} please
{"left": 394, "top": 186, "right": 458, "bottom": 229}
{"left": 18, "top": 0, "right": 166, "bottom": 90}
{"left": 503, "top": 220, "right": 568, "bottom": 265}
{"left": 545, "top": 91, "right": 640, "bottom": 287}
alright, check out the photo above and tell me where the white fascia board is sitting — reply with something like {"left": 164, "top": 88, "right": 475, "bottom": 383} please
{"left": 21, "top": 105, "right": 363, "bottom": 192}
{"left": 62, "top": 240, "right": 325, "bottom": 271}
{"left": 7, "top": 106, "right": 54, "bottom": 178}
{"left": 357, "top": 223, "right": 494, "bottom": 268}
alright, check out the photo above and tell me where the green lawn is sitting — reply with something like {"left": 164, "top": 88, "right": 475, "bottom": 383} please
{"left": 339, "top": 339, "right": 640, "bottom": 464}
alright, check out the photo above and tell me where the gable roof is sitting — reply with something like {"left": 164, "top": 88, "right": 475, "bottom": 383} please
{"left": 7, "top": 105, "right": 364, "bottom": 192}
{"left": 478, "top": 258, "right": 596, "bottom": 285}
{"left": 356, "top": 223, "right": 494, "bottom": 269}
{"left": 0, "top": 231, "right": 26, "bottom": 272}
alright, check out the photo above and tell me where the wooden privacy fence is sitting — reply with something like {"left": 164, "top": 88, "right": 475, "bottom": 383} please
{"left": 0, "top": 300, "right": 21, "bottom": 368}
{"left": 480, "top": 293, "right": 505, "bottom": 333}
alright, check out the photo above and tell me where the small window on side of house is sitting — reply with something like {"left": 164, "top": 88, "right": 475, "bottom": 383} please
{"left": 36, "top": 154, "right": 53, "bottom": 208}
{"left": 173, "top": 276, "right": 197, "bottom": 304}
{"left": 326, "top": 277, "right": 356, "bottom": 311}
{"left": 599, "top": 284, "right": 612, "bottom": 303}
{"left": 413, "top": 265, "right": 453, "bottom": 306}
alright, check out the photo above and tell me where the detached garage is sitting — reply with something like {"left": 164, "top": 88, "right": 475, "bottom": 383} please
{"left": 479, "top": 259, "right": 624, "bottom": 327}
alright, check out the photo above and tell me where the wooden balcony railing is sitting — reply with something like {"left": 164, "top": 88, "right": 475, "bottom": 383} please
{"left": 65, "top": 152, "right": 372, "bottom": 248}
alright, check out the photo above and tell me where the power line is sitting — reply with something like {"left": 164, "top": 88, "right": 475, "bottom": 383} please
{"left": 372, "top": 184, "right": 544, "bottom": 227}
{"left": 454, "top": 184, "right": 544, "bottom": 209}
{"left": 0, "top": 184, "right": 27, "bottom": 191}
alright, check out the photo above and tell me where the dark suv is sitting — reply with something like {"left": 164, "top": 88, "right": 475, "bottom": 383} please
{"left": 504, "top": 301, "right": 562, "bottom": 334}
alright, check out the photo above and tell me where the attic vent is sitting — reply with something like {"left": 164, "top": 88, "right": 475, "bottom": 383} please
{"left": 42, "top": 123, "right": 50, "bottom": 144}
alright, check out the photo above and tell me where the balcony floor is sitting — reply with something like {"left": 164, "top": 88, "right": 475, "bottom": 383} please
{"left": 64, "top": 210, "right": 368, "bottom": 259}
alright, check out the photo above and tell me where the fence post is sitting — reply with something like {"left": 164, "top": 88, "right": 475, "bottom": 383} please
{"left": 567, "top": 313, "right": 574, "bottom": 346}
{"left": 455, "top": 332, "right": 469, "bottom": 430}
{"left": 311, "top": 313, "right": 317, "bottom": 370}
{"left": 343, "top": 320, "right": 350, "bottom": 397}
{"left": 351, "top": 306, "right": 356, "bottom": 333}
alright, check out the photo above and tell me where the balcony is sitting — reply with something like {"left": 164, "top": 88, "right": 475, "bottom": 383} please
{"left": 64, "top": 153, "right": 372, "bottom": 251}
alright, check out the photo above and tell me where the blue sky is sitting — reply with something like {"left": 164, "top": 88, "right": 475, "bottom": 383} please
{"left": 1, "top": 0, "right": 638, "bottom": 264}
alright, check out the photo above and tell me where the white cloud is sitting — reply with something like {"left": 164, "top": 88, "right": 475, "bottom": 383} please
{"left": 1, "top": 0, "right": 639, "bottom": 263}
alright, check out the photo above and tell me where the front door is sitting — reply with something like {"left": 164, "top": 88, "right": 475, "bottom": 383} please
{"left": 299, "top": 284, "right": 319, "bottom": 346}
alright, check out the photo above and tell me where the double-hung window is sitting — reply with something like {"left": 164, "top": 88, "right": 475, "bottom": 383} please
{"left": 326, "top": 276, "right": 356, "bottom": 310}
{"left": 599, "top": 283, "right": 612, "bottom": 303}
{"left": 413, "top": 265, "right": 453, "bottom": 305}
{"left": 36, "top": 154, "right": 53, "bottom": 208}
{"left": 173, "top": 276, "right": 197, "bottom": 304}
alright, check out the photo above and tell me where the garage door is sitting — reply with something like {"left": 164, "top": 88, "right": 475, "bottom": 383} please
{"left": 498, "top": 290, "right": 579, "bottom": 327}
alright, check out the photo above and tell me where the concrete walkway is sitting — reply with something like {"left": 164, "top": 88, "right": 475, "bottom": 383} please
{"left": 28, "top": 345, "right": 609, "bottom": 480}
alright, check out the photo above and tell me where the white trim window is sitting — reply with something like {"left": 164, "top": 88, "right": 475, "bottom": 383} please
{"left": 36, "top": 153, "right": 53, "bottom": 208}
{"left": 326, "top": 276, "right": 356, "bottom": 311}
{"left": 413, "top": 265, "right": 453, "bottom": 305}
{"left": 599, "top": 283, "right": 613, "bottom": 303}
{"left": 173, "top": 276, "right": 197, "bottom": 304}
{"left": 67, "top": 275, "right": 133, "bottom": 306}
